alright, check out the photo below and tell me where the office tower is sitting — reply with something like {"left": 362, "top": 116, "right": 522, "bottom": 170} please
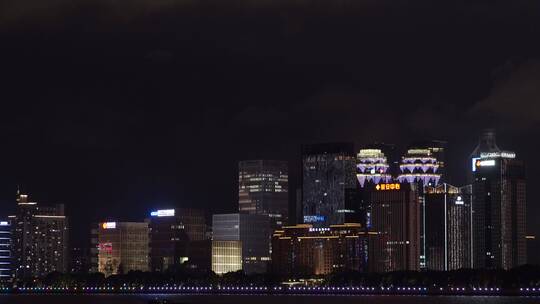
{"left": 424, "top": 184, "right": 472, "bottom": 270}
{"left": 346, "top": 145, "right": 398, "bottom": 229}
{"left": 148, "top": 208, "right": 206, "bottom": 272}
{"left": 212, "top": 240, "right": 242, "bottom": 275}
{"left": 0, "top": 220, "right": 11, "bottom": 281}
{"left": 238, "top": 160, "right": 289, "bottom": 229}
{"left": 11, "top": 192, "right": 69, "bottom": 280}
{"left": 365, "top": 182, "right": 420, "bottom": 272}
{"left": 526, "top": 235, "right": 538, "bottom": 265}
{"left": 302, "top": 143, "right": 356, "bottom": 227}
{"left": 356, "top": 148, "right": 393, "bottom": 188}
{"left": 397, "top": 144, "right": 444, "bottom": 186}
{"left": 211, "top": 213, "right": 270, "bottom": 274}
{"left": 395, "top": 142, "right": 445, "bottom": 269}
{"left": 344, "top": 188, "right": 363, "bottom": 224}
{"left": 92, "top": 222, "right": 149, "bottom": 277}
{"left": 271, "top": 223, "right": 376, "bottom": 277}
{"left": 70, "top": 247, "right": 90, "bottom": 273}
{"left": 471, "top": 131, "right": 526, "bottom": 269}
{"left": 469, "top": 129, "right": 500, "bottom": 183}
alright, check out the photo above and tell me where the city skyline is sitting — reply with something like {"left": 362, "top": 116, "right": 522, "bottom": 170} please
{"left": 2, "top": 2, "right": 540, "bottom": 268}
{"left": 2, "top": 1, "right": 540, "bottom": 302}
{"left": 0, "top": 131, "right": 536, "bottom": 263}
{"left": 0, "top": 131, "right": 530, "bottom": 289}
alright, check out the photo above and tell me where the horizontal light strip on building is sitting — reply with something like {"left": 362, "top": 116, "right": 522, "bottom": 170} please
{"left": 298, "top": 236, "right": 339, "bottom": 239}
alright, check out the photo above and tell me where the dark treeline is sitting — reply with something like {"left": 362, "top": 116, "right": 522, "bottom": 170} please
{"left": 9, "top": 265, "right": 540, "bottom": 288}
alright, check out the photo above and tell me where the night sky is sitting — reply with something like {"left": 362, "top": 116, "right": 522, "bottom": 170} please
{"left": 1, "top": 0, "right": 539, "bottom": 260}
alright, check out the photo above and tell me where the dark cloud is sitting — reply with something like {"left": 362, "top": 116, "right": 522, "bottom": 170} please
{"left": 469, "top": 60, "right": 540, "bottom": 129}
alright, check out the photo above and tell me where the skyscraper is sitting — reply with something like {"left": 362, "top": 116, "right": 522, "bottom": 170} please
{"left": 365, "top": 182, "right": 420, "bottom": 272}
{"left": 397, "top": 143, "right": 444, "bottom": 186}
{"left": 471, "top": 131, "right": 526, "bottom": 269}
{"left": 350, "top": 146, "right": 396, "bottom": 229}
{"left": 148, "top": 208, "right": 206, "bottom": 272}
{"left": 395, "top": 141, "right": 446, "bottom": 269}
{"left": 302, "top": 143, "right": 356, "bottom": 227}
{"left": 11, "top": 192, "right": 69, "bottom": 280}
{"left": 91, "top": 222, "right": 149, "bottom": 277}
{"left": 356, "top": 148, "right": 393, "bottom": 188}
{"left": 0, "top": 220, "right": 12, "bottom": 281}
{"left": 424, "top": 183, "right": 472, "bottom": 270}
{"left": 238, "top": 160, "right": 288, "bottom": 229}
{"left": 211, "top": 213, "right": 270, "bottom": 274}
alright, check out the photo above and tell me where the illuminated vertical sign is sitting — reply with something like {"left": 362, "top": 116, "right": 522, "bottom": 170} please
{"left": 472, "top": 157, "right": 480, "bottom": 172}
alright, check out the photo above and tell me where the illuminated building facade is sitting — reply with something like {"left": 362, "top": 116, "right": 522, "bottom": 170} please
{"left": 394, "top": 141, "right": 445, "bottom": 269}
{"left": 356, "top": 148, "right": 393, "bottom": 188}
{"left": 92, "top": 222, "right": 149, "bottom": 277}
{"left": 0, "top": 220, "right": 11, "bottom": 281}
{"left": 148, "top": 208, "right": 206, "bottom": 272}
{"left": 212, "top": 241, "right": 242, "bottom": 275}
{"left": 302, "top": 143, "right": 357, "bottom": 227}
{"left": 424, "top": 183, "right": 472, "bottom": 270}
{"left": 271, "top": 223, "right": 375, "bottom": 276}
{"left": 238, "top": 160, "right": 289, "bottom": 229}
{"left": 70, "top": 247, "right": 90, "bottom": 273}
{"left": 11, "top": 192, "right": 69, "bottom": 280}
{"left": 212, "top": 214, "right": 270, "bottom": 274}
{"left": 471, "top": 133, "right": 526, "bottom": 269}
{"left": 397, "top": 143, "right": 444, "bottom": 186}
{"left": 365, "top": 183, "right": 420, "bottom": 272}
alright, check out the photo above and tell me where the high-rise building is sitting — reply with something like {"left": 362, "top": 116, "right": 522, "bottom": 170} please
{"left": 424, "top": 183, "right": 472, "bottom": 270}
{"left": 364, "top": 182, "right": 420, "bottom": 272}
{"left": 11, "top": 192, "right": 69, "bottom": 280}
{"left": 0, "top": 220, "right": 12, "bottom": 281}
{"left": 147, "top": 208, "right": 206, "bottom": 272}
{"left": 356, "top": 148, "right": 393, "bottom": 188}
{"left": 212, "top": 240, "right": 242, "bottom": 275}
{"left": 469, "top": 129, "right": 500, "bottom": 183}
{"left": 238, "top": 160, "right": 288, "bottom": 229}
{"left": 397, "top": 144, "right": 444, "bottom": 186}
{"left": 271, "top": 223, "right": 376, "bottom": 276}
{"left": 70, "top": 247, "right": 90, "bottom": 273}
{"left": 302, "top": 143, "right": 356, "bottom": 227}
{"left": 394, "top": 141, "right": 446, "bottom": 269}
{"left": 211, "top": 213, "right": 270, "bottom": 274}
{"left": 349, "top": 146, "right": 397, "bottom": 229}
{"left": 470, "top": 131, "right": 526, "bottom": 269}
{"left": 91, "top": 222, "right": 149, "bottom": 277}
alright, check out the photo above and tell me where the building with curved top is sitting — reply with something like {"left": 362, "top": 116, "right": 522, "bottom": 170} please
{"left": 356, "top": 148, "right": 393, "bottom": 188}
{"left": 397, "top": 143, "right": 444, "bottom": 186}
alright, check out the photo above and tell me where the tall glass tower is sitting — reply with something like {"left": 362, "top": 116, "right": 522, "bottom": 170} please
{"left": 301, "top": 143, "right": 356, "bottom": 227}
{"left": 470, "top": 130, "right": 526, "bottom": 269}
{"left": 238, "top": 160, "right": 288, "bottom": 229}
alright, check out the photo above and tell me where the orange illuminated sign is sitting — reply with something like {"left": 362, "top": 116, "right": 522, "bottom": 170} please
{"left": 375, "top": 183, "right": 401, "bottom": 191}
